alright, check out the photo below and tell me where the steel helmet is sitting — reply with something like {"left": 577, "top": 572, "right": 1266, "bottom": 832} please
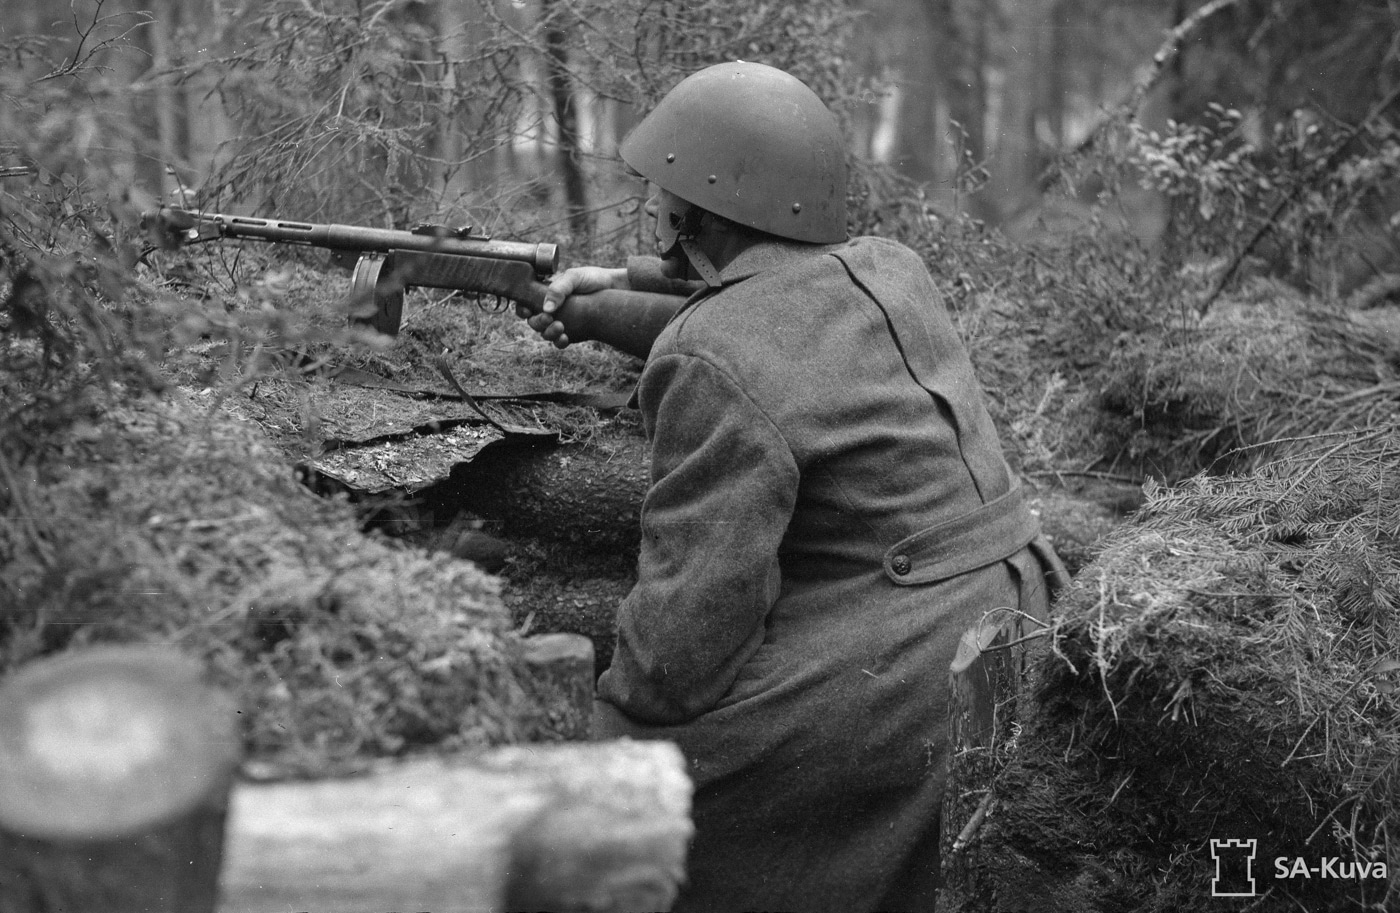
{"left": 620, "top": 62, "right": 848, "bottom": 244}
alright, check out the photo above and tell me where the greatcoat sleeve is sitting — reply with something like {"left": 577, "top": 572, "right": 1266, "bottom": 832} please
{"left": 596, "top": 351, "right": 800, "bottom": 725}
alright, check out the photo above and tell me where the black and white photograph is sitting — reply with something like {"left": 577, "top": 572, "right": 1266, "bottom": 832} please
{"left": 1, "top": 1, "right": 1398, "bottom": 910}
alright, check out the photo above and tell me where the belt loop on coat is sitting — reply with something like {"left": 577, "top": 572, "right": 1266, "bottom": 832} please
{"left": 882, "top": 485, "right": 1040, "bottom": 585}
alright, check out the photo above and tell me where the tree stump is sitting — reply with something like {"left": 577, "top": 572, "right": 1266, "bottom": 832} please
{"left": 0, "top": 646, "right": 241, "bottom": 913}
{"left": 940, "top": 613, "right": 1045, "bottom": 910}
{"left": 219, "top": 739, "right": 693, "bottom": 913}
{"left": 516, "top": 632, "right": 596, "bottom": 740}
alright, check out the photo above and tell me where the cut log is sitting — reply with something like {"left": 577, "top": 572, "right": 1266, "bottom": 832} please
{"left": 0, "top": 646, "right": 241, "bottom": 913}
{"left": 218, "top": 739, "right": 692, "bottom": 913}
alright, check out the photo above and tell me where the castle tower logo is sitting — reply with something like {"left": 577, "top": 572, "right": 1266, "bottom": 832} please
{"left": 1211, "top": 838, "right": 1258, "bottom": 897}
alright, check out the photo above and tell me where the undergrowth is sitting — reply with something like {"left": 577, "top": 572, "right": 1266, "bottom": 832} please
{"left": 952, "top": 430, "right": 1400, "bottom": 911}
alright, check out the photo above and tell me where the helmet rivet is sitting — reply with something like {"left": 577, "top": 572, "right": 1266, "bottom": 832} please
{"left": 665, "top": 153, "right": 676, "bottom": 163}
{"left": 707, "top": 174, "right": 717, "bottom": 184}
{"left": 792, "top": 202, "right": 802, "bottom": 213}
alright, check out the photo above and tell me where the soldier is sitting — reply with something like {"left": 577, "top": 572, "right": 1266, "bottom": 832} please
{"left": 521, "top": 61, "right": 1065, "bottom": 912}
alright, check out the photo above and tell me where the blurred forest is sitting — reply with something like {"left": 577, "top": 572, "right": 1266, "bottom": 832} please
{"left": 3, "top": 0, "right": 1398, "bottom": 290}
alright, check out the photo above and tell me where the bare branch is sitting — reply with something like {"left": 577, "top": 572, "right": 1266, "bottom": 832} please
{"left": 38, "top": 0, "right": 154, "bottom": 83}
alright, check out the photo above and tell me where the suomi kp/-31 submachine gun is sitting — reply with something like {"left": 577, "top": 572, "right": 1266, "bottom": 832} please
{"left": 143, "top": 207, "right": 690, "bottom": 359}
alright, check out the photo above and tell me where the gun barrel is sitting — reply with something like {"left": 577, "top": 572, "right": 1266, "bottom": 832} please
{"left": 168, "top": 209, "right": 559, "bottom": 276}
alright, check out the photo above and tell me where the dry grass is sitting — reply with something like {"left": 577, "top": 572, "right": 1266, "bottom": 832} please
{"left": 948, "top": 428, "right": 1400, "bottom": 911}
{"left": 947, "top": 226, "right": 1400, "bottom": 484}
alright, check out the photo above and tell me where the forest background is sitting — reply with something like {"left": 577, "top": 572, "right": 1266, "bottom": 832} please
{"left": 5, "top": 0, "right": 1399, "bottom": 290}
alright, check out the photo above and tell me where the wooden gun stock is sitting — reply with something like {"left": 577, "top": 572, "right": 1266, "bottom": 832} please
{"left": 362, "top": 249, "right": 686, "bottom": 359}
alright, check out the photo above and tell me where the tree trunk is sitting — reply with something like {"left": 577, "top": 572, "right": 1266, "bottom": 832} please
{"left": 925, "top": 0, "right": 993, "bottom": 219}
{"left": 542, "top": 0, "right": 591, "bottom": 243}
{"left": 127, "top": 10, "right": 167, "bottom": 196}
{"left": 150, "top": 0, "right": 189, "bottom": 198}
{"left": 436, "top": 0, "right": 467, "bottom": 199}
{"left": 0, "top": 646, "right": 240, "bottom": 913}
{"left": 983, "top": 0, "right": 1057, "bottom": 223}
{"left": 890, "top": 2, "right": 943, "bottom": 185}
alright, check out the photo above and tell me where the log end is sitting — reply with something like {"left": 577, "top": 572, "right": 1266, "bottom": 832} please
{"left": 0, "top": 645, "right": 241, "bottom": 840}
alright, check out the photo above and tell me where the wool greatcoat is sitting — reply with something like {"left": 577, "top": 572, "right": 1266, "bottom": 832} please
{"left": 594, "top": 236, "right": 1063, "bottom": 913}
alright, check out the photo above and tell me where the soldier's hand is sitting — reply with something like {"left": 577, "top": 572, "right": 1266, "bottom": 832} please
{"left": 517, "top": 266, "right": 630, "bottom": 349}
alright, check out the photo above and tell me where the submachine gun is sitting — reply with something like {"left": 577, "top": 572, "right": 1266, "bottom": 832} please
{"left": 142, "top": 207, "right": 690, "bottom": 359}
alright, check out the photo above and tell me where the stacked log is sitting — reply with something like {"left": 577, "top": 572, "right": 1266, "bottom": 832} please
{"left": 220, "top": 739, "right": 693, "bottom": 913}
{"left": 435, "top": 431, "right": 648, "bottom": 559}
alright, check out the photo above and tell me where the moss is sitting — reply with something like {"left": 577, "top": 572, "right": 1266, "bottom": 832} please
{"left": 0, "top": 385, "right": 564, "bottom": 774}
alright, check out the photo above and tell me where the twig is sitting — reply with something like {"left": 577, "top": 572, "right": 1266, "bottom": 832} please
{"left": 978, "top": 628, "right": 1050, "bottom": 654}
{"left": 1027, "top": 469, "right": 1144, "bottom": 485}
{"left": 951, "top": 791, "right": 998, "bottom": 854}
{"left": 1107, "top": 770, "right": 1135, "bottom": 806}
{"left": 1280, "top": 429, "right": 1389, "bottom": 501}
{"left": 1303, "top": 754, "right": 1398, "bottom": 846}
{"left": 1219, "top": 426, "right": 1384, "bottom": 463}
{"left": 38, "top": 0, "right": 154, "bottom": 83}
{"left": 1281, "top": 668, "right": 1373, "bottom": 767}
{"left": 1198, "top": 82, "right": 1400, "bottom": 315}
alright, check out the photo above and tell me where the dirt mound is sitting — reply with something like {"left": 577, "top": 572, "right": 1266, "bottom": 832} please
{"left": 0, "top": 381, "right": 575, "bottom": 776}
{"left": 942, "top": 429, "right": 1400, "bottom": 912}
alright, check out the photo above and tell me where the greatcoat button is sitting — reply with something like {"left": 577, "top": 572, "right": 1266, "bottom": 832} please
{"left": 890, "top": 554, "right": 912, "bottom": 576}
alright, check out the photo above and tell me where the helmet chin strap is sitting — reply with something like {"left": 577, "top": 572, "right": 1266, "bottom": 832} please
{"left": 678, "top": 239, "right": 722, "bottom": 287}
{"left": 656, "top": 195, "right": 723, "bottom": 288}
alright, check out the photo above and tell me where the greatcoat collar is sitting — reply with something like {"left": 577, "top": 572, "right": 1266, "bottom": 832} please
{"left": 714, "top": 237, "right": 842, "bottom": 287}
